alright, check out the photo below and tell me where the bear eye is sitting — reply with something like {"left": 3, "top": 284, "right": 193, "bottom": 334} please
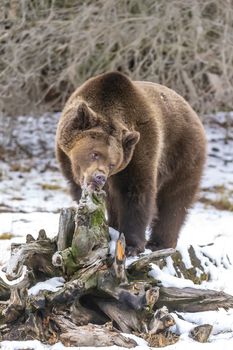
{"left": 109, "top": 163, "right": 115, "bottom": 170}
{"left": 91, "top": 152, "right": 99, "bottom": 161}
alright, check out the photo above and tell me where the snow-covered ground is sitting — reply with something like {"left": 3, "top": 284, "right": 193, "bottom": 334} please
{"left": 0, "top": 112, "right": 233, "bottom": 349}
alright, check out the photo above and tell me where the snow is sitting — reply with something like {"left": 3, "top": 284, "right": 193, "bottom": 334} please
{"left": 0, "top": 164, "right": 72, "bottom": 213}
{"left": 0, "top": 341, "right": 150, "bottom": 350}
{"left": 0, "top": 111, "right": 233, "bottom": 349}
{"left": 202, "top": 112, "right": 233, "bottom": 189}
{"left": 149, "top": 263, "right": 195, "bottom": 288}
{"left": 28, "top": 277, "right": 65, "bottom": 296}
{"left": 178, "top": 309, "right": 233, "bottom": 335}
{"left": 0, "top": 212, "right": 61, "bottom": 264}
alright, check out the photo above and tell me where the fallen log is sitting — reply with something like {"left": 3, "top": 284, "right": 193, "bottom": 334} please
{"left": 158, "top": 286, "right": 233, "bottom": 312}
{"left": 0, "top": 187, "right": 233, "bottom": 347}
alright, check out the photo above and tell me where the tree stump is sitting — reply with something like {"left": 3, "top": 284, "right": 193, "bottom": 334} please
{"left": 0, "top": 188, "right": 233, "bottom": 346}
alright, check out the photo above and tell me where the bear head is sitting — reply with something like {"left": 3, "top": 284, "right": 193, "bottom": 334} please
{"left": 57, "top": 101, "right": 140, "bottom": 189}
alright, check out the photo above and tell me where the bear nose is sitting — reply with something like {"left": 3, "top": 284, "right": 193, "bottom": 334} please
{"left": 93, "top": 172, "right": 107, "bottom": 187}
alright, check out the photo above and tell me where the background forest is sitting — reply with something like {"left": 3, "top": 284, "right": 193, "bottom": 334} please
{"left": 0, "top": 0, "right": 233, "bottom": 117}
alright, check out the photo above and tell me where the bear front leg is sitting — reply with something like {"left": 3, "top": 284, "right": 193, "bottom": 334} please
{"left": 118, "top": 187, "right": 155, "bottom": 256}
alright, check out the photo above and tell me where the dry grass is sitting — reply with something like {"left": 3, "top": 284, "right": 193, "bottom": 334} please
{"left": 200, "top": 184, "right": 233, "bottom": 211}
{"left": 41, "top": 183, "right": 63, "bottom": 190}
{"left": 200, "top": 196, "right": 233, "bottom": 211}
{"left": 0, "top": 232, "right": 16, "bottom": 240}
{"left": 0, "top": 0, "right": 233, "bottom": 116}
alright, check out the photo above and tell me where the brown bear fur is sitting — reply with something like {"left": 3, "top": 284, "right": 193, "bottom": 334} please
{"left": 56, "top": 72, "right": 206, "bottom": 256}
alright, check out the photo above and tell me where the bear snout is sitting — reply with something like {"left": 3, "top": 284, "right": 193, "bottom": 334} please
{"left": 92, "top": 172, "right": 107, "bottom": 189}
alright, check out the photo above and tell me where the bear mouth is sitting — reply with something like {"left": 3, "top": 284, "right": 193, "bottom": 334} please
{"left": 86, "top": 180, "right": 104, "bottom": 191}
{"left": 80, "top": 177, "right": 100, "bottom": 191}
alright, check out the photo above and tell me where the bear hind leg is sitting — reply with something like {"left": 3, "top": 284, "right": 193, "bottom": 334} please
{"left": 147, "top": 175, "right": 200, "bottom": 251}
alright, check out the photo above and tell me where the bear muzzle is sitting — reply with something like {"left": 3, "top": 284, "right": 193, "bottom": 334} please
{"left": 86, "top": 171, "right": 107, "bottom": 190}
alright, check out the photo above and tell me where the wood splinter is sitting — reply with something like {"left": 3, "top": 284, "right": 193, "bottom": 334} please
{"left": 113, "top": 232, "right": 127, "bottom": 283}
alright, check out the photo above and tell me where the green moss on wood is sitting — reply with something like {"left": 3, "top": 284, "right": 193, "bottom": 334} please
{"left": 171, "top": 248, "right": 209, "bottom": 285}
{"left": 59, "top": 189, "right": 109, "bottom": 276}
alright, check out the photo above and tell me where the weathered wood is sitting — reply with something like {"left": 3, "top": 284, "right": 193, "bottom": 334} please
{"left": 0, "top": 229, "right": 60, "bottom": 324}
{"left": 4, "top": 229, "right": 58, "bottom": 282}
{"left": 127, "top": 248, "right": 176, "bottom": 274}
{"left": 56, "top": 207, "right": 76, "bottom": 251}
{"left": 1, "top": 187, "right": 233, "bottom": 347}
{"left": 0, "top": 285, "right": 10, "bottom": 301}
{"left": 141, "top": 331, "right": 179, "bottom": 347}
{"left": 189, "top": 324, "right": 213, "bottom": 343}
{"left": 71, "top": 298, "right": 108, "bottom": 326}
{"left": 47, "top": 260, "right": 104, "bottom": 305}
{"left": 3, "top": 288, "right": 27, "bottom": 323}
{"left": 53, "top": 189, "right": 109, "bottom": 277}
{"left": 55, "top": 315, "right": 137, "bottom": 348}
{"left": 0, "top": 310, "right": 60, "bottom": 343}
{"left": 149, "top": 306, "right": 175, "bottom": 334}
{"left": 158, "top": 287, "right": 233, "bottom": 312}
{"left": 95, "top": 289, "right": 166, "bottom": 334}
{"left": 137, "top": 306, "right": 178, "bottom": 347}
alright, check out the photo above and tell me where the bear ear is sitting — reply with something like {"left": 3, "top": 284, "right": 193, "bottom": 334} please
{"left": 122, "top": 131, "right": 140, "bottom": 150}
{"left": 75, "top": 102, "right": 98, "bottom": 130}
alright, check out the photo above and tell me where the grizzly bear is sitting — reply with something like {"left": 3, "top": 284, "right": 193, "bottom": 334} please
{"left": 56, "top": 72, "right": 206, "bottom": 256}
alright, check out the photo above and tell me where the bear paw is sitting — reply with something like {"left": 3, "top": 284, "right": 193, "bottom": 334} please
{"left": 126, "top": 245, "right": 144, "bottom": 257}
{"left": 146, "top": 241, "right": 164, "bottom": 252}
